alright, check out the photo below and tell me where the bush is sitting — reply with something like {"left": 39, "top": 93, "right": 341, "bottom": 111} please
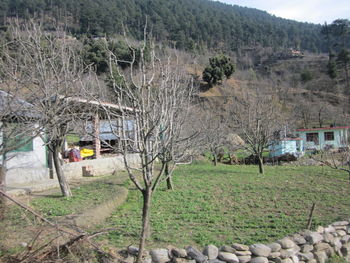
{"left": 300, "top": 70, "right": 313, "bottom": 82}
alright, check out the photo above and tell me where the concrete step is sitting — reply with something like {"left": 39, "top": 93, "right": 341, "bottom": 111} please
{"left": 6, "top": 179, "right": 60, "bottom": 196}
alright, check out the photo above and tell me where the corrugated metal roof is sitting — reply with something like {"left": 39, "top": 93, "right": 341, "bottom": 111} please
{"left": 297, "top": 126, "right": 350, "bottom": 132}
{"left": 80, "top": 133, "right": 119, "bottom": 142}
{"left": 80, "top": 119, "right": 134, "bottom": 142}
{"left": 0, "top": 90, "right": 39, "bottom": 119}
{"left": 58, "top": 95, "right": 136, "bottom": 113}
{"left": 280, "top": 137, "right": 303, "bottom": 141}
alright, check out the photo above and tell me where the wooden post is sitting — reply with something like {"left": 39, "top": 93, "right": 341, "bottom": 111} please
{"left": 93, "top": 113, "right": 101, "bottom": 159}
{"left": 133, "top": 119, "right": 138, "bottom": 151}
{"left": 0, "top": 164, "right": 6, "bottom": 220}
{"left": 48, "top": 150, "right": 54, "bottom": 179}
{"left": 118, "top": 117, "right": 122, "bottom": 152}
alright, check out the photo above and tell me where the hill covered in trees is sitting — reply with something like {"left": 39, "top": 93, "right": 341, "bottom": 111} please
{"left": 0, "top": 0, "right": 348, "bottom": 128}
{"left": 0, "top": 0, "right": 327, "bottom": 53}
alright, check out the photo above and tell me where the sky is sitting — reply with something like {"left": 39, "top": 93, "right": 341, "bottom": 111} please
{"left": 217, "top": 0, "right": 350, "bottom": 24}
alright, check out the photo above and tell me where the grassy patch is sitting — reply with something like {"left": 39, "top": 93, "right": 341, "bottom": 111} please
{"left": 1, "top": 175, "right": 129, "bottom": 259}
{"left": 66, "top": 134, "right": 80, "bottom": 145}
{"left": 327, "top": 256, "right": 348, "bottom": 263}
{"left": 105, "top": 162, "right": 350, "bottom": 249}
{"left": 0, "top": 205, "right": 37, "bottom": 258}
{"left": 32, "top": 177, "right": 122, "bottom": 217}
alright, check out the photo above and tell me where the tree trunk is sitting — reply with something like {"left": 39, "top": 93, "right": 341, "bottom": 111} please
{"left": 213, "top": 154, "right": 218, "bottom": 166}
{"left": 165, "top": 163, "right": 173, "bottom": 190}
{"left": 0, "top": 164, "right": 6, "bottom": 220}
{"left": 258, "top": 156, "right": 264, "bottom": 174}
{"left": 318, "top": 108, "right": 323, "bottom": 128}
{"left": 344, "top": 62, "right": 350, "bottom": 95}
{"left": 52, "top": 146, "right": 72, "bottom": 197}
{"left": 136, "top": 187, "right": 152, "bottom": 263}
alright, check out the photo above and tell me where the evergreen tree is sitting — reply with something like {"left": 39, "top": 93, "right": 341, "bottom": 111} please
{"left": 203, "top": 55, "right": 235, "bottom": 86}
{"left": 337, "top": 49, "right": 350, "bottom": 91}
{"left": 0, "top": 0, "right": 329, "bottom": 53}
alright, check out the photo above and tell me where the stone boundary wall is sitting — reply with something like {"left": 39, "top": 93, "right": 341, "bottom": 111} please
{"left": 124, "top": 221, "right": 350, "bottom": 263}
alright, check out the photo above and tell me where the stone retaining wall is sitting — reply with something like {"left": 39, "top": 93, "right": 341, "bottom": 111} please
{"left": 6, "top": 154, "right": 140, "bottom": 186}
{"left": 124, "top": 221, "right": 350, "bottom": 263}
{"left": 63, "top": 153, "right": 140, "bottom": 179}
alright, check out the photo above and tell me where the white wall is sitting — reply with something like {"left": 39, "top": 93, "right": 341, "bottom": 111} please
{"left": 1, "top": 125, "right": 140, "bottom": 186}
{"left": 6, "top": 136, "right": 47, "bottom": 169}
{"left": 5, "top": 135, "right": 49, "bottom": 185}
{"left": 62, "top": 153, "right": 140, "bottom": 179}
{"left": 299, "top": 129, "right": 348, "bottom": 150}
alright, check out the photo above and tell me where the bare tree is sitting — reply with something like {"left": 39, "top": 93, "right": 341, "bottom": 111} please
{"left": 158, "top": 109, "right": 199, "bottom": 190}
{"left": 313, "top": 150, "right": 350, "bottom": 183}
{"left": 196, "top": 110, "right": 229, "bottom": 166}
{"left": 229, "top": 91, "right": 283, "bottom": 174}
{"left": 293, "top": 97, "right": 312, "bottom": 129}
{"left": 0, "top": 21, "right": 92, "bottom": 197}
{"left": 103, "top": 36, "right": 195, "bottom": 262}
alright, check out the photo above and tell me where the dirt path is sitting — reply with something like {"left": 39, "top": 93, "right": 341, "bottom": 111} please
{"left": 0, "top": 174, "right": 131, "bottom": 257}
{"left": 24, "top": 174, "right": 130, "bottom": 226}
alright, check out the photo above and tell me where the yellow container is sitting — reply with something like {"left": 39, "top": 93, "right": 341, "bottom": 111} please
{"left": 80, "top": 148, "right": 94, "bottom": 158}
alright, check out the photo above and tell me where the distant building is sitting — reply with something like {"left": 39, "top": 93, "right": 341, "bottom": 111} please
{"left": 269, "top": 138, "right": 304, "bottom": 158}
{"left": 289, "top": 49, "right": 302, "bottom": 56}
{"left": 296, "top": 126, "right": 350, "bottom": 150}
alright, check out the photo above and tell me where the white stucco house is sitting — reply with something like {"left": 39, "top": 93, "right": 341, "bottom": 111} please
{"left": 1, "top": 92, "right": 140, "bottom": 190}
{"left": 3, "top": 134, "right": 49, "bottom": 185}
{"left": 0, "top": 90, "right": 49, "bottom": 185}
{"left": 269, "top": 137, "right": 304, "bottom": 158}
{"left": 296, "top": 126, "right": 350, "bottom": 151}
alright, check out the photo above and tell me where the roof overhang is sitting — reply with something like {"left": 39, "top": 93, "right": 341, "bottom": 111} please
{"left": 297, "top": 126, "right": 350, "bottom": 132}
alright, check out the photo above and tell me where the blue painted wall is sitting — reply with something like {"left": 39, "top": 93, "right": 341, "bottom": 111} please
{"left": 297, "top": 128, "right": 349, "bottom": 150}
{"left": 269, "top": 139, "right": 303, "bottom": 158}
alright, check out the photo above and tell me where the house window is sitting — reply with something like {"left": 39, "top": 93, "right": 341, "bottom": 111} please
{"left": 306, "top": 133, "right": 319, "bottom": 145}
{"left": 324, "top": 132, "right": 334, "bottom": 141}
{"left": 4, "top": 123, "right": 34, "bottom": 152}
{"left": 8, "top": 136, "right": 34, "bottom": 152}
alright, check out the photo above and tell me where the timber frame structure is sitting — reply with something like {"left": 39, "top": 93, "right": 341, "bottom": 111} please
{"left": 58, "top": 96, "right": 138, "bottom": 158}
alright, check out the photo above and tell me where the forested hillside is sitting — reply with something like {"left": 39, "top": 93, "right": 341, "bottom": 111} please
{"left": 0, "top": 0, "right": 348, "bottom": 128}
{"left": 0, "top": 0, "right": 327, "bottom": 53}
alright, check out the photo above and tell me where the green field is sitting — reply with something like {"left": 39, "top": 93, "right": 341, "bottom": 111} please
{"left": 104, "top": 162, "right": 350, "bottom": 249}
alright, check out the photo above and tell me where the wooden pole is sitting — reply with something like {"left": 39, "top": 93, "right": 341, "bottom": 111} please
{"left": 93, "top": 113, "right": 101, "bottom": 159}
{"left": 48, "top": 150, "right": 54, "bottom": 179}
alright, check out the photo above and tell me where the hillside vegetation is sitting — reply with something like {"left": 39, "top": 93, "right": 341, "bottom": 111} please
{"left": 0, "top": 0, "right": 327, "bottom": 52}
{"left": 0, "top": 1, "right": 348, "bottom": 128}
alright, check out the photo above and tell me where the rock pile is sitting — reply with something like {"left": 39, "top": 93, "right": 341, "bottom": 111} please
{"left": 122, "top": 221, "right": 350, "bottom": 263}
